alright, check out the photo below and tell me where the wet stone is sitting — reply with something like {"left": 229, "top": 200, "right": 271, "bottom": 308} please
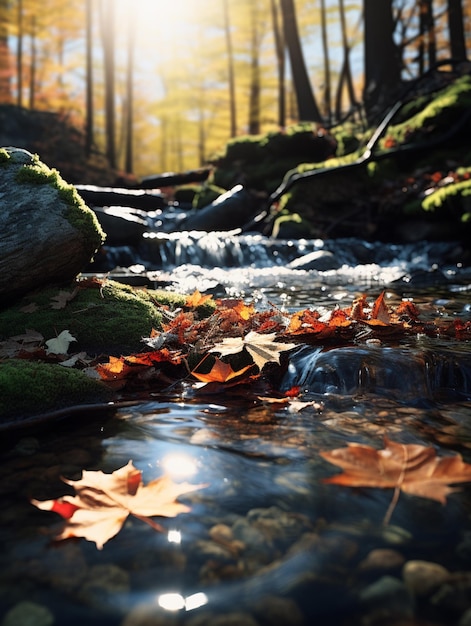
{"left": 430, "top": 572, "right": 471, "bottom": 616}
{"left": 358, "top": 548, "right": 405, "bottom": 573}
{"left": 402, "top": 559, "right": 451, "bottom": 597}
{"left": 78, "top": 563, "right": 130, "bottom": 609}
{"left": 121, "top": 603, "right": 179, "bottom": 626}
{"left": 359, "top": 575, "right": 415, "bottom": 622}
{"left": 252, "top": 595, "right": 305, "bottom": 626}
{"left": 1, "top": 600, "right": 54, "bottom": 626}
{"left": 185, "top": 611, "right": 260, "bottom": 626}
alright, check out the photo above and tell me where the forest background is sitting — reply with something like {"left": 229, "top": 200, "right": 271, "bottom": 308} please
{"left": 0, "top": 0, "right": 470, "bottom": 181}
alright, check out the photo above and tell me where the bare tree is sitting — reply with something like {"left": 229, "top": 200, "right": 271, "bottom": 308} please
{"left": 279, "top": 0, "right": 322, "bottom": 122}
{"left": 270, "top": 0, "right": 286, "bottom": 127}
{"left": 248, "top": 0, "right": 261, "bottom": 134}
{"left": 124, "top": 3, "right": 135, "bottom": 174}
{"left": 85, "top": 0, "right": 93, "bottom": 157}
{"left": 320, "top": 0, "right": 331, "bottom": 123}
{"left": 363, "top": 0, "right": 401, "bottom": 119}
{"left": 99, "top": 0, "right": 116, "bottom": 169}
{"left": 334, "top": 0, "right": 358, "bottom": 120}
{"left": 447, "top": 0, "right": 467, "bottom": 60}
{"left": 223, "top": 0, "right": 237, "bottom": 137}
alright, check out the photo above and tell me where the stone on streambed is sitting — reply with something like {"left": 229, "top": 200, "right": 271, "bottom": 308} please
{"left": 287, "top": 249, "right": 341, "bottom": 271}
{"left": 0, "top": 147, "right": 105, "bottom": 300}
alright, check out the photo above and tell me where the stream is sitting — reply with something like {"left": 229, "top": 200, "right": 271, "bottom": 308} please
{"left": 1, "top": 232, "right": 471, "bottom": 626}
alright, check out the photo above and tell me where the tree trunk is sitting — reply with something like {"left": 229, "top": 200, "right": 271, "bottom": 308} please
{"left": 270, "top": 0, "right": 286, "bottom": 127}
{"left": 124, "top": 4, "right": 135, "bottom": 174}
{"left": 16, "top": 0, "right": 23, "bottom": 106}
{"left": 28, "top": 14, "right": 36, "bottom": 110}
{"left": 335, "top": 0, "right": 357, "bottom": 120}
{"left": 223, "top": 0, "right": 237, "bottom": 137}
{"left": 279, "top": 0, "right": 323, "bottom": 122}
{"left": 447, "top": 0, "right": 467, "bottom": 60}
{"left": 85, "top": 0, "right": 94, "bottom": 157}
{"left": 320, "top": 0, "right": 331, "bottom": 124}
{"left": 100, "top": 0, "right": 117, "bottom": 169}
{"left": 248, "top": 1, "right": 261, "bottom": 135}
{"left": 363, "top": 0, "right": 401, "bottom": 120}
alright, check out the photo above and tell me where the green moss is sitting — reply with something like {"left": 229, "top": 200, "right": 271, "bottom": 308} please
{"left": 422, "top": 177, "right": 471, "bottom": 214}
{"left": 380, "top": 74, "right": 471, "bottom": 149}
{"left": 15, "top": 155, "right": 105, "bottom": 250}
{"left": 0, "top": 359, "right": 113, "bottom": 419}
{"left": 0, "top": 280, "right": 164, "bottom": 355}
{"left": 0, "top": 148, "right": 11, "bottom": 165}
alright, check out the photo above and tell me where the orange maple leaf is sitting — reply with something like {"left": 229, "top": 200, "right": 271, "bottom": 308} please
{"left": 192, "top": 357, "right": 254, "bottom": 384}
{"left": 321, "top": 438, "right": 471, "bottom": 524}
{"left": 31, "top": 461, "right": 206, "bottom": 549}
{"left": 185, "top": 290, "right": 213, "bottom": 308}
{"left": 370, "top": 291, "right": 390, "bottom": 325}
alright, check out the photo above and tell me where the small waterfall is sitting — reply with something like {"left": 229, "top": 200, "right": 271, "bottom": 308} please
{"left": 281, "top": 343, "right": 471, "bottom": 403}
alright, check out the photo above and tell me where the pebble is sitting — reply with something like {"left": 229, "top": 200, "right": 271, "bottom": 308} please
{"left": 430, "top": 572, "right": 471, "bottom": 615}
{"left": 1, "top": 600, "right": 54, "bottom": 626}
{"left": 185, "top": 611, "right": 259, "bottom": 626}
{"left": 252, "top": 595, "right": 305, "bottom": 626}
{"left": 402, "top": 559, "right": 451, "bottom": 596}
{"left": 358, "top": 548, "right": 405, "bottom": 573}
{"left": 359, "top": 575, "right": 415, "bottom": 622}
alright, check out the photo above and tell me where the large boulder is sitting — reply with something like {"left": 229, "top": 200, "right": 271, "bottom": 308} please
{"left": 0, "top": 147, "right": 105, "bottom": 301}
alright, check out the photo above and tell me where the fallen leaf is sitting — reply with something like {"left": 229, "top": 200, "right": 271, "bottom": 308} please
{"left": 19, "top": 302, "right": 38, "bottom": 313}
{"left": 185, "top": 289, "right": 213, "bottom": 308}
{"left": 321, "top": 438, "right": 471, "bottom": 524}
{"left": 210, "top": 331, "right": 296, "bottom": 370}
{"left": 45, "top": 330, "right": 77, "bottom": 355}
{"left": 192, "top": 357, "right": 254, "bottom": 384}
{"left": 50, "top": 288, "right": 79, "bottom": 309}
{"left": 371, "top": 291, "right": 390, "bottom": 324}
{"left": 31, "top": 461, "right": 206, "bottom": 549}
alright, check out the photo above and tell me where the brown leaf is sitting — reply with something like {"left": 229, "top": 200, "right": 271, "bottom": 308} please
{"left": 371, "top": 291, "right": 390, "bottom": 324}
{"left": 50, "top": 288, "right": 79, "bottom": 309}
{"left": 31, "top": 461, "right": 206, "bottom": 549}
{"left": 321, "top": 438, "right": 471, "bottom": 523}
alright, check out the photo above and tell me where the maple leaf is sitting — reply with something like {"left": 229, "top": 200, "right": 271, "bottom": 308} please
{"left": 185, "top": 289, "right": 213, "bottom": 308}
{"left": 31, "top": 461, "right": 206, "bottom": 549}
{"left": 210, "top": 331, "right": 297, "bottom": 370}
{"left": 19, "top": 302, "right": 38, "bottom": 313}
{"left": 370, "top": 291, "right": 390, "bottom": 325}
{"left": 192, "top": 357, "right": 253, "bottom": 384}
{"left": 50, "top": 288, "right": 79, "bottom": 310}
{"left": 321, "top": 438, "right": 471, "bottom": 524}
{"left": 45, "top": 330, "right": 77, "bottom": 355}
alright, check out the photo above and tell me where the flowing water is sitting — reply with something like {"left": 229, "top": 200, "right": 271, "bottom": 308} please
{"left": 2, "top": 233, "right": 471, "bottom": 626}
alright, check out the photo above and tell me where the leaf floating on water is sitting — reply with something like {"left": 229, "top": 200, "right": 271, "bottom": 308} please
{"left": 210, "top": 331, "right": 297, "bottom": 370}
{"left": 192, "top": 357, "right": 254, "bottom": 385}
{"left": 31, "top": 461, "right": 206, "bottom": 549}
{"left": 320, "top": 438, "right": 471, "bottom": 524}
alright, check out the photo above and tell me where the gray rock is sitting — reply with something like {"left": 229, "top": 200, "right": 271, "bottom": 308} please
{"left": 359, "top": 575, "right": 415, "bottom": 621}
{"left": 287, "top": 250, "right": 341, "bottom": 271}
{"left": 0, "top": 147, "right": 105, "bottom": 299}
{"left": 1, "top": 600, "right": 54, "bottom": 626}
{"left": 402, "top": 560, "right": 451, "bottom": 597}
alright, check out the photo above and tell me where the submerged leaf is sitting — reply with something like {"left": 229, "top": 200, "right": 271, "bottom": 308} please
{"left": 32, "top": 461, "right": 206, "bottom": 549}
{"left": 321, "top": 438, "right": 471, "bottom": 523}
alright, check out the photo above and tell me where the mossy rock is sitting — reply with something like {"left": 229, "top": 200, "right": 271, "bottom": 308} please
{"left": 0, "top": 280, "right": 163, "bottom": 356}
{"left": 0, "top": 280, "right": 216, "bottom": 356}
{"left": 0, "top": 359, "right": 114, "bottom": 420}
